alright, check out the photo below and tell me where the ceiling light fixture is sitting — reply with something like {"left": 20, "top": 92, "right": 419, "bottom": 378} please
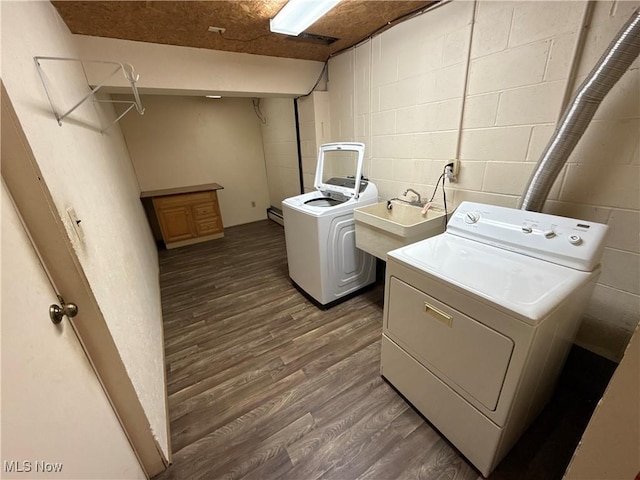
{"left": 270, "top": 0, "right": 342, "bottom": 36}
{"left": 205, "top": 95, "right": 222, "bottom": 99}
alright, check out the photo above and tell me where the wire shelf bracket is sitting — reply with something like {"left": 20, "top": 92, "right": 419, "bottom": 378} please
{"left": 34, "top": 56, "right": 145, "bottom": 133}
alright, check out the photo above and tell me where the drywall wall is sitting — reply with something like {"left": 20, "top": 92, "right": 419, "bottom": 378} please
{"left": 258, "top": 98, "right": 300, "bottom": 208}
{"left": 73, "top": 34, "right": 324, "bottom": 97}
{"left": 325, "top": 0, "right": 640, "bottom": 361}
{"left": 1, "top": 0, "right": 169, "bottom": 459}
{"left": 116, "top": 95, "right": 270, "bottom": 227}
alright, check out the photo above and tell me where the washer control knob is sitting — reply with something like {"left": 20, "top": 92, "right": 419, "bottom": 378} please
{"left": 465, "top": 211, "right": 480, "bottom": 224}
{"left": 522, "top": 225, "right": 533, "bottom": 234}
{"left": 544, "top": 230, "right": 556, "bottom": 239}
{"left": 568, "top": 234, "right": 582, "bottom": 245}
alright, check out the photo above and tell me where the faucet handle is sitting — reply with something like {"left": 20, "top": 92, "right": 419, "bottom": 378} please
{"left": 404, "top": 188, "right": 422, "bottom": 202}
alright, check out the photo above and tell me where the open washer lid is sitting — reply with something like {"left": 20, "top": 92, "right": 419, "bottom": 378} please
{"left": 313, "top": 142, "right": 365, "bottom": 200}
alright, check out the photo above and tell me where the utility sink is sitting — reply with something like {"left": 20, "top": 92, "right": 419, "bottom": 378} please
{"left": 354, "top": 201, "right": 447, "bottom": 260}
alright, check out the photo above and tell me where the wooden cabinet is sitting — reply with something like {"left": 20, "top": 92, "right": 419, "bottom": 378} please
{"left": 142, "top": 184, "right": 224, "bottom": 249}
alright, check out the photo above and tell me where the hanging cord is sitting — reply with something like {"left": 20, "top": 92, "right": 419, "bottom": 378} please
{"left": 425, "top": 167, "right": 449, "bottom": 227}
{"left": 427, "top": 172, "right": 445, "bottom": 204}
{"left": 252, "top": 98, "right": 267, "bottom": 124}
{"left": 442, "top": 170, "right": 448, "bottom": 225}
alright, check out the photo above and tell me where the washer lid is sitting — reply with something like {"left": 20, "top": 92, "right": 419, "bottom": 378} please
{"left": 314, "top": 142, "right": 365, "bottom": 199}
{"left": 389, "top": 233, "right": 596, "bottom": 325}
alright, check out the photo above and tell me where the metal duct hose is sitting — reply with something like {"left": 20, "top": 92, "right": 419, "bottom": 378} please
{"left": 520, "top": 8, "right": 640, "bottom": 212}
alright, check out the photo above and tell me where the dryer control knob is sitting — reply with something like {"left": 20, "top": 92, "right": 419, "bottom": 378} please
{"left": 544, "top": 230, "right": 556, "bottom": 238}
{"left": 568, "top": 234, "right": 582, "bottom": 245}
{"left": 465, "top": 211, "right": 480, "bottom": 224}
{"left": 522, "top": 225, "right": 533, "bottom": 234}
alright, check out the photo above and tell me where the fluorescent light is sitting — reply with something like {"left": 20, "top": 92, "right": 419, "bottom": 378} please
{"left": 205, "top": 95, "right": 222, "bottom": 99}
{"left": 270, "top": 0, "right": 342, "bottom": 36}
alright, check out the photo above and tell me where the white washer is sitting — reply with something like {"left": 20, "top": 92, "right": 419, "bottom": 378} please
{"left": 380, "top": 201, "right": 608, "bottom": 477}
{"left": 282, "top": 142, "right": 378, "bottom": 307}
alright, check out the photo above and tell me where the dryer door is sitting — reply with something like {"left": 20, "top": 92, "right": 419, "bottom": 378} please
{"left": 385, "top": 276, "right": 514, "bottom": 411}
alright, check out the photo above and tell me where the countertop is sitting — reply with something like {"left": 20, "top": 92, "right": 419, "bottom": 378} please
{"left": 140, "top": 183, "right": 224, "bottom": 198}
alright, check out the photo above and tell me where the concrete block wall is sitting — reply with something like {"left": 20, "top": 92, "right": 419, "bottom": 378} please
{"left": 325, "top": 0, "right": 640, "bottom": 361}
{"left": 259, "top": 98, "right": 300, "bottom": 208}
{"left": 544, "top": 1, "right": 640, "bottom": 360}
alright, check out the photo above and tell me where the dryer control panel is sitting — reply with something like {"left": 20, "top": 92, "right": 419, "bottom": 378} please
{"left": 447, "top": 202, "right": 609, "bottom": 272}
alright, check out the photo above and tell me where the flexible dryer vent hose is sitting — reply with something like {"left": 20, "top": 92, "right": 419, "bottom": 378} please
{"left": 520, "top": 8, "right": 640, "bottom": 212}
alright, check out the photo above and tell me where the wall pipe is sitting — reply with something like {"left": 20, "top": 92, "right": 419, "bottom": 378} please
{"left": 293, "top": 98, "right": 305, "bottom": 194}
{"left": 453, "top": 0, "right": 478, "bottom": 167}
{"left": 556, "top": 1, "right": 596, "bottom": 120}
{"left": 520, "top": 7, "right": 640, "bottom": 212}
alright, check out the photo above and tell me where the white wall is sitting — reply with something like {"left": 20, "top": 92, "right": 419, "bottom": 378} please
{"left": 325, "top": 0, "right": 640, "bottom": 361}
{"left": 258, "top": 98, "right": 300, "bottom": 208}
{"left": 1, "top": 1, "right": 169, "bottom": 458}
{"left": 73, "top": 35, "right": 325, "bottom": 97}
{"left": 116, "top": 95, "right": 271, "bottom": 227}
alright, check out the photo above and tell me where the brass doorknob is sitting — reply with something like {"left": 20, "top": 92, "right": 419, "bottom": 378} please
{"left": 49, "top": 303, "right": 78, "bottom": 325}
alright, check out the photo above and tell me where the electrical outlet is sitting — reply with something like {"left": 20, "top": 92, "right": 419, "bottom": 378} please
{"left": 445, "top": 159, "right": 460, "bottom": 176}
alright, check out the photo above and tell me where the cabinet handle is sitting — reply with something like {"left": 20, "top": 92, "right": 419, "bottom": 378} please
{"left": 424, "top": 302, "right": 453, "bottom": 328}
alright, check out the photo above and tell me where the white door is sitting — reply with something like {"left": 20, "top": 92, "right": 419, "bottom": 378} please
{"left": 1, "top": 183, "right": 146, "bottom": 480}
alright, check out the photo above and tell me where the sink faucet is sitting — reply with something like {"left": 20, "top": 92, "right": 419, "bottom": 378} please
{"left": 403, "top": 188, "right": 422, "bottom": 206}
{"left": 387, "top": 188, "right": 426, "bottom": 210}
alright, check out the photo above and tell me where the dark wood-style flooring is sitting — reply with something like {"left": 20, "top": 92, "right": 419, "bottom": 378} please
{"left": 154, "top": 220, "right": 616, "bottom": 480}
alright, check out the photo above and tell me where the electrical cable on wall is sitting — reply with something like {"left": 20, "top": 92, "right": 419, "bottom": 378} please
{"left": 297, "top": 61, "right": 328, "bottom": 99}
{"left": 329, "top": 0, "right": 452, "bottom": 60}
{"left": 298, "top": 0, "right": 439, "bottom": 99}
{"left": 299, "top": 1, "right": 450, "bottom": 100}
{"left": 252, "top": 98, "right": 267, "bottom": 124}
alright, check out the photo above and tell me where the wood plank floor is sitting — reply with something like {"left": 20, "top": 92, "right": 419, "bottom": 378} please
{"left": 153, "top": 220, "right": 616, "bottom": 480}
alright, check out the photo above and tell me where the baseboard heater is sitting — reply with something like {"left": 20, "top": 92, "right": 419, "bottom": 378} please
{"left": 267, "top": 206, "right": 284, "bottom": 226}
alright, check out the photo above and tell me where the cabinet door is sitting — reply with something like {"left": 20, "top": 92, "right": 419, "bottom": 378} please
{"left": 192, "top": 198, "right": 223, "bottom": 236}
{"left": 193, "top": 216, "right": 222, "bottom": 236}
{"left": 154, "top": 204, "right": 195, "bottom": 243}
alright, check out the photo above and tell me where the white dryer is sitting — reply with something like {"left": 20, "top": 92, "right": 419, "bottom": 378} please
{"left": 380, "top": 201, "right": 608, "bottom": 476}
{"left": 282, "top": 142, "right": 378, "bottom": 307}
